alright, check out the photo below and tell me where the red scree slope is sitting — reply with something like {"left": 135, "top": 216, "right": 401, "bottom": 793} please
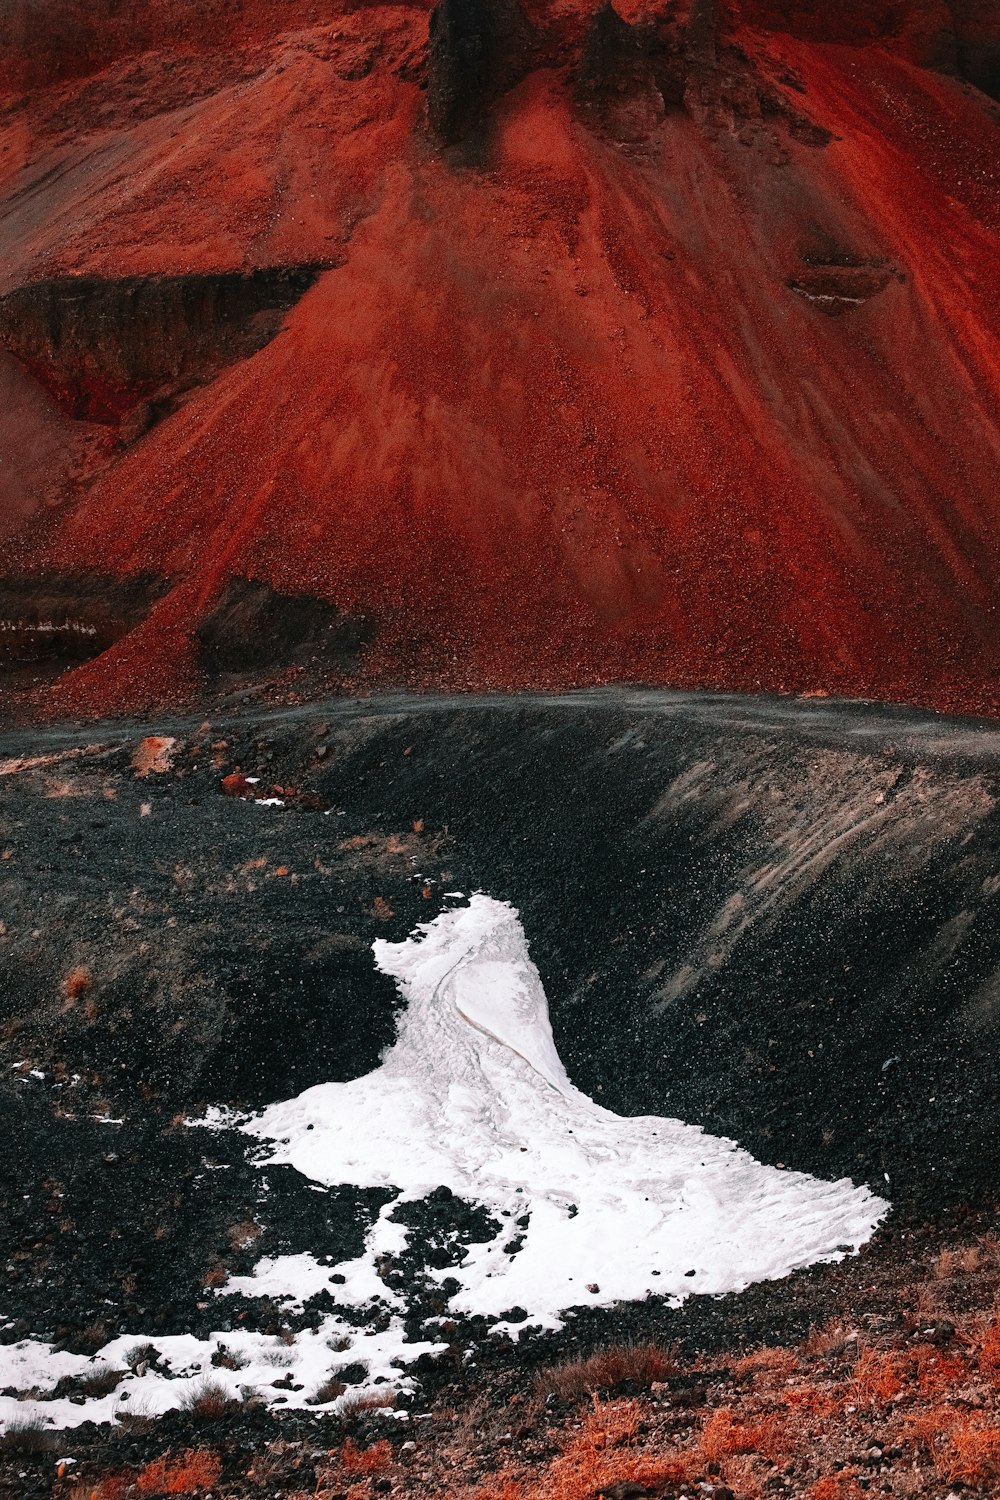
{"left": 1, "top": 0, "right": 999, "bottom": 714}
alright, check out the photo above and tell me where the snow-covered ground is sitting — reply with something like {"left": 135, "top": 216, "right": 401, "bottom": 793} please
{"left": 0, "top": 895, "right": 886, "bottom": 1433}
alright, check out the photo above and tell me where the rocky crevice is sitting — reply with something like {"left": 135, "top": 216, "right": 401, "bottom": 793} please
{"left": 196, "top": 577, "right": 376, "bottom": 682}
{"left": 788, "top": 255, "right": 903, "bottom": 315}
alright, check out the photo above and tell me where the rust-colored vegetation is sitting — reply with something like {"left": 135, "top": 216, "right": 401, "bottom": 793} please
{"left": 340, "top": 1437, "right": 393, "bottom": 1474}
{"left": 136, "top": 1449, "right": 222, "bottom": 1494}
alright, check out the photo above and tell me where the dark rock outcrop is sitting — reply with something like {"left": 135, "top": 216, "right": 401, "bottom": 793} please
{"left": 574, "top": 3, "right": 678, "bottom": 135}
{"left": 686, "top": 0, "right": 717, "bottom": 70}
{"left": 951, "top": 0, "right": 1000, "bottom": 98}
{"left": 0, "top": 267, "right": 328, "bottom": 426}
{"left": 426, "top": 0, "right": 528, "bottom": 145}
{"left": 195, "top": 576, "right": 375, "bottom": 680}
{"left": 0, "top": 572, "right": 168, "bottom": 677}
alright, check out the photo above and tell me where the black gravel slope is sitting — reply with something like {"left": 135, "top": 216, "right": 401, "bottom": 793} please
{"left": 0, "top": 690, "right": 998, "bottom": 1373}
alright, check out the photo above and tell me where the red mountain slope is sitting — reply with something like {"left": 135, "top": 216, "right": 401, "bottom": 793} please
{"left": 1, "top": 0, "right": 999, "bottom": 715}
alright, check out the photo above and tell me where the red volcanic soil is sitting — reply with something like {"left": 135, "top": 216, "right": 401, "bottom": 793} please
{"left": 1, "top": 0, "right": 1000, "bottom": 716}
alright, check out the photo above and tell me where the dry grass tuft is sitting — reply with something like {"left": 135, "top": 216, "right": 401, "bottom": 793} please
{"left": 312, "top": 1377, "right": 346, "bottom": 1405}
{"left": 179, "top": 1378, "right": 236, "bottom": 1419}
{"left": 805, "top": 1478, "right": 866, "bottom": 1500}
{"left": 534, "top": 1342, "right": 677, "bottom": 1401}
{"left": 783, "top": 1383, "right": 839, "bottom": 1416}
{"left": 211, "top": 1345, "right": 248, "bottom": 1372}
{"left": 803, "top": 1321, "right": 856, "bottom": 1358}
{"left": 734, "top": 1345, "right": 799, "bottom": 1379}
{"left": 70, "top": 1481, "right": 128, "bottom": 1500}
{"left": 523, "top": 1398, "right": 688, "bottom": 1500}
{"left": 341, "top": 1386, "right": 397, "bottom": 1417}
{"left": 0, "top": 1411, "right": 56, "bottom": 1452}
{"left": 935, "top": 1244, "right": 983, "bottom": 1279}
{"left": 914, "top": 1344, "right": 967, "bottom": 1397}
{"left": 77, "top": 1319, "right": 110, "bottom": 1355}
{"left": 78, "top": 1364, "right": 124, "bottom": 1397}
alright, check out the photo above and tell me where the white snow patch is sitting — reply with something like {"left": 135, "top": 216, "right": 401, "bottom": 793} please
{"left": 0, "top": 1315, "right": 439, "bottom": 1433}
{"left": 221, "top": 1252, "right": 339, "bottom": 1308}
{"left": 247, "top": 895, "right": 887, "bottom": 1329}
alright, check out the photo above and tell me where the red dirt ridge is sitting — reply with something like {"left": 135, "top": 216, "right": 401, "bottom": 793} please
{"left": 1, "top": 0, "right": 999, "bottom": 716}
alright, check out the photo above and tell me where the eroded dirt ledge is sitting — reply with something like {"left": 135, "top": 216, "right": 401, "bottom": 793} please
{"left": 0, "top": 267, "right": 328, "bottom": 425}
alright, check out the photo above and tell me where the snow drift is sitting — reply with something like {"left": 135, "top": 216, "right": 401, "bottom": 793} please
{"left": 248, "top": 895, "right": 886, "bottom": 1325}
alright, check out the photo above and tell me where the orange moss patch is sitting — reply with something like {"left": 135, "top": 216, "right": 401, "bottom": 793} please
{"left": 979, "top": 1319, "right": 1000, "bottom": 1382}
{"left": 700, "top": 1407, "right": 793, "bottom": 1464}
{"left": 850, "top": 1346, "right": 905, "bottom": 1407}
{"left": 518, "top": 1400, "right": 688, "bottom": 1500}
{"left": 783, "top": 1385, "right": 839, "bottom": 1417}
{"left": 913, "top": 1344, "right": 968, "bottom": 1397}
{"left": 341, "top": 1439, "right": 393, "bottom": 1474}
{"left": 805, "top": 1478, "right": 867, "bottom": 1500}
{"left": 903, "top": 1401, "right": 964, "bottom": 1458}
{"left": 135, "top": 1449, "right": 221, "bottom": 1494}
{"left": 61, "top": 965, "right": 92, "bottom": 1002}
{"left": 945, "top": 1421, "right": 1000, "bottom": 1485}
